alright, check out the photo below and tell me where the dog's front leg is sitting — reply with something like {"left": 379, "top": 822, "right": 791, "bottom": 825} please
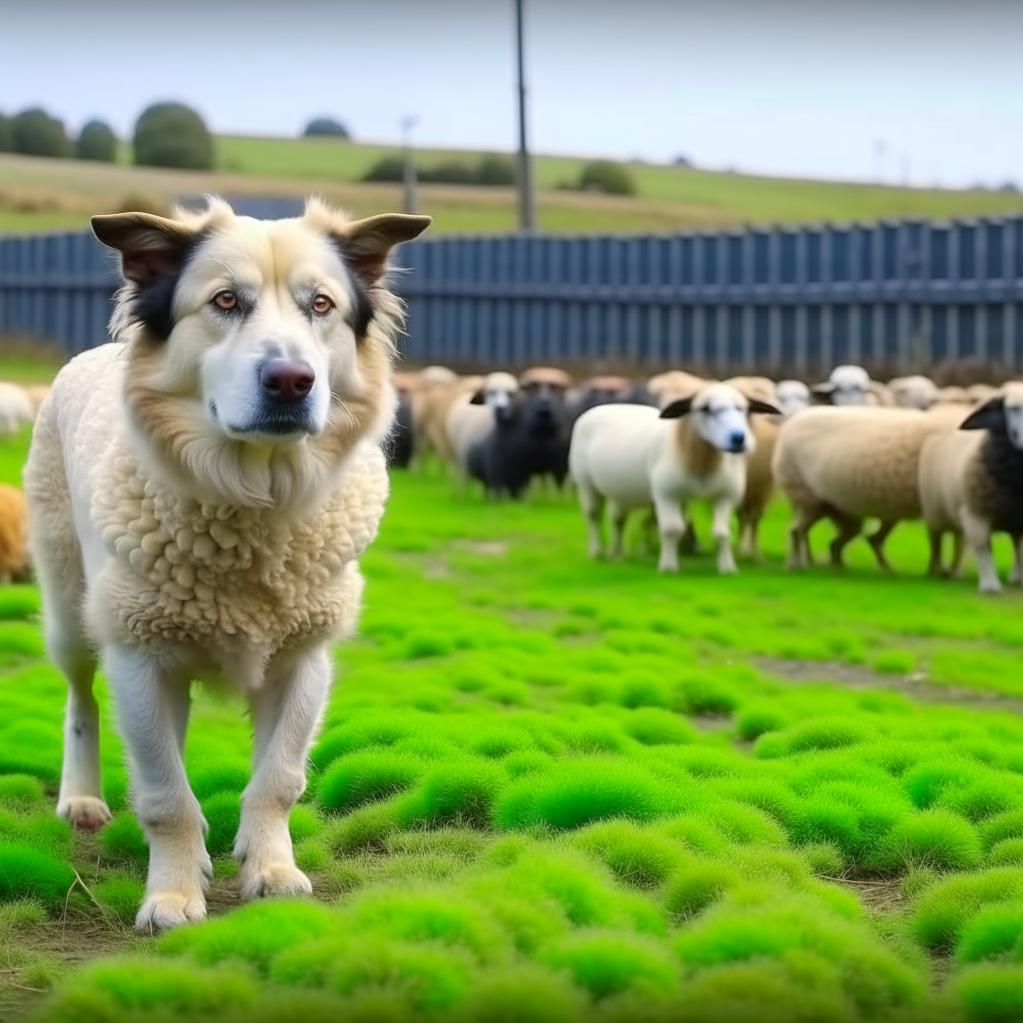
{"left": 104, "top": 644, "right": 210, "bottom": 932}
{"left": 235, "top": 644, "right": 331, "bottom": 900}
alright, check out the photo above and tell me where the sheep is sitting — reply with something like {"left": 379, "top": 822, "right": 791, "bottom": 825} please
{"left": 937, "top": 385, "right": 972, "bottom": 405}
{"left": 774, "top": 404, "right": 966, "bottom": 571}
{"left": 466, "top": 372, "right": 571, "bottom": 498}
{"left": 776, "top": 379, "right": 812, "bottom": 417}
{"left": 967, "top": 383, "right": 999, "bottom": 405}
{"left": 412, "top": 374, "right": 484, "bottom": 466}
{"left": 646, "top": 370, "right": 706, "bottom": 409}
{"left": 445, "top": 371, "right": 520, "bottom": 483}
{"left": 568, "top": 375, "right": 633, "bottom": 423}
{"left": 725, "top": 376, "right": 777, "bottom": 405}
{"left": 0, "top": 485, "right": 30, "bottom": 583}
{"left": 386, "top": 374, "right": 418, "bottom": 469}
{"left": 569, "top": 382, "right": 779, "bottom": 574}
{"left": 888, "top": 375, "right": 938, "bottom": 410}
{"left": 736, "top": 415, "right": 779, "bottom": 559}
{"left": 813, "top": 364, "right": 890, "bottom": 406}
{"left": 919, "top": 383, "right": 1023, "bottom": 593}
{"left": 0, "top": 382, "right": 34, "bottom": 436}
{"left": 24, "top": 385, "right": 50, "bottom": 417}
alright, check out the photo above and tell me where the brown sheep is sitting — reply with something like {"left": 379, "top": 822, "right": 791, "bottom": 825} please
{"left": 0, "top": 485, "right": 30, "bottom": 582}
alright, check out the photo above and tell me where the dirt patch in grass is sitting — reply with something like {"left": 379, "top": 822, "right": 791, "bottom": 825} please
{"left": 757, "top": 656, "right": 1023, "bottom": 713}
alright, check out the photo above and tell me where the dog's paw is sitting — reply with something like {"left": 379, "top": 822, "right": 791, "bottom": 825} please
{"left": 240, "top": 863, "right": 312, "bottom": 901}
{"left": 135, "top": 891, "right": 207, "bottom": 934}
{"left": 58, "top": 796, "right": 112, "bottom": 831}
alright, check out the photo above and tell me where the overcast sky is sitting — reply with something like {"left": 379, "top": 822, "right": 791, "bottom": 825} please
{"left": 2, "top": 0, "right": 1020, "bottom": 187}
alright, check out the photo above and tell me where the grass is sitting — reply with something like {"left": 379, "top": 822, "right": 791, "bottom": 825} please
{"left": 6, "top": 138, "right": 1023, "bottom": 236}
{"left": 1, "top": 382, "right": 1023, "bottom": 1018}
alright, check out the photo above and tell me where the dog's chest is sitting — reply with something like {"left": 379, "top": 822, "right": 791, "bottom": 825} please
{"left": 90, "top": 453, "right": 384, "bottom": 654}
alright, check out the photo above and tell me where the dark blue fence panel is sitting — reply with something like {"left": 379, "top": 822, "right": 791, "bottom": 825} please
{"left": 3, "top": 215, "right": 1023, "bottom": 374}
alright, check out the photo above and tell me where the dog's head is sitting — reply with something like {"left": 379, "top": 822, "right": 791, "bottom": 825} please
{"left": 93, "top": 198, "right": 430, "bottom": 507}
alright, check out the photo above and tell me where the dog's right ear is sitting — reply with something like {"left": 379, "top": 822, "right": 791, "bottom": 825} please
{"left": 961, "top": 396, "right": 1006, "bottom": 431}
{"left": 91, "top": 212, "right": 198, "bottom": 285}
{"left": 660, "top": 397, "right": 695, "bottom": 419}
{"left": 469, "top": 390, "right": 486, "bottom": 405}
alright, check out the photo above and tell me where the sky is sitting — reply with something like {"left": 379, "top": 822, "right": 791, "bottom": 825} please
{"left": 2, "top": 0, "right": 1020, "bottom": 188}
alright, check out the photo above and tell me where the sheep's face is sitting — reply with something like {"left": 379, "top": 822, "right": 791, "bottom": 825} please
{"left": 661, "top": 383, "right": 780, "bottom": 454}
{"left": 816, "top": 365, "right": 870, "bottom": 406}
{"left": 776, "top": 380, "right": 811, "bottom": 417}
{"left": 961, "top": 384, "right": 1023, "bottom": 450}
{"left": 890, "top": 376, "right": 937, "bottom": 410}
{"left": 471, "top": 372, "right": 520, "bottom": 424}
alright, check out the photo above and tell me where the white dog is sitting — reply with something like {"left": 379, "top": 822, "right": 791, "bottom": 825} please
{"left": 24, "top": 198, "right": 429, "bottom": 931}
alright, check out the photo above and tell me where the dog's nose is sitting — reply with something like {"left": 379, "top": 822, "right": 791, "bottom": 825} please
{"left": 729, "top": 430, "right": 746, "bottom": 452}
{"left": 259, "top": 359, "right": 315, "bottom": 403}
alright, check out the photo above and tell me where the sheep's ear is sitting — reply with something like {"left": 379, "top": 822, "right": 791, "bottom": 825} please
{"left": 336, "top": 213, "right": 432, "bottom": 287}
{"left": 812, "top": 382, "right": 836, "bottom": 395}
{"left": 961, "top": 396, "right": 1006, "bottom": 431}
{"left": 91, "top": 211, "right": 199, "bottom": 285}
{"left": 468, "top": 390, "right": 486, "bottom": 406}
{"left": 660, "top": 397, "right": 694, "bottom": 419}
{"left": 747, "top": 398, "right": 782, "bottom": 416}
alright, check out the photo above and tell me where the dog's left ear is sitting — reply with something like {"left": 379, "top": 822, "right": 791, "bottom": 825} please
{"left": 337, "top": 214, "right": 432, "bottom": 287}
{"left": 747, "top": 398, "right": 782, "bottom": 416}
{"left": 91, "top": 211, "right": 198, "bottom": 285}
{"left": 961, "top": 396, "right": 1006, "bottom": 432}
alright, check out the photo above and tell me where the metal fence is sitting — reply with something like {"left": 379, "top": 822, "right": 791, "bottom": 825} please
{"left": 3, "top": 215, "right": 1023, "bottom": 376}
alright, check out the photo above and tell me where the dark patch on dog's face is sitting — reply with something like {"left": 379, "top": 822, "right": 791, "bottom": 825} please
{"left": 130, "top": 232, "right": 207, "bottom": 341}
{"left": 325, "top": 239, "right": 375, "bottom": 341}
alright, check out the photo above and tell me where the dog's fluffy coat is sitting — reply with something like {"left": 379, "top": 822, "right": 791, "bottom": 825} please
{"left": 24, "top": 198, "right": 429, "bottom": 930}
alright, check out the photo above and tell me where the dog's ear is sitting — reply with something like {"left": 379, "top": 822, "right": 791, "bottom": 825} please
{"left": 747, "top": 398, "right": 782, "bottom": 416}
{"left": 91, "top": 212, "right": 198, "bottom": 285}
{"left": 337, "top": 214, "right": 432, "bottom": 287}
{"left": 468, "top": 389, "right": 486, "bottom": 405}
{"left": 961, "top": 396, "right": 1006, "bottom": 432}
{"left": 660, "top": 396, "right": 695, "bottom": 419}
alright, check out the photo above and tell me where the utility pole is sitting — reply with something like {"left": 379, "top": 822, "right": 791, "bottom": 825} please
{"left": 401, "top": 115, "right": 419, "bottom": 215}
{"left": 514, "top": 0, "right": 536, "bottom": 231}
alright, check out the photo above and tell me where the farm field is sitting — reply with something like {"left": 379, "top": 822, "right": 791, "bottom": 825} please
{"left": 1, "top": 410, "right": 1023, "bottom": 1021}
{"left": 4, "top": 135, "right": 1023, "bottom": 236}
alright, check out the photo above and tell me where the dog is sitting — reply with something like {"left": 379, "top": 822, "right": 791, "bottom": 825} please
{"left": 24, "top": 197, "right": 429, "bottom": 932}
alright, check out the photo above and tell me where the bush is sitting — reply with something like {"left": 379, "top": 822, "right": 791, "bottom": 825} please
{"left": 362, "top": 155, "right": 405, "bottom": 183}
{"left": 577, "top": 159, "right": 636, "bottom": 196}
{"left": 475, "top": 154, "right": 515, "bottom": 186}
{"left": 362, "top": 153, "right": 516, "bottom": 188}
{"left": 133, "top": 102, "right": 213, "bottom": 170}
{"left": 302, "top": 117, "right": 350, "bottom": 139}
{"left": 0, "top": 113, "right": 12, "bottom": 152}
{"left": 11, "top": 107, "right": 67, "bottom": 158}
{"left": 76, "top": 120, "right": 118, "bottom": 162}
{"left": 420, "top": 160, "right": 476, "bottom": 185}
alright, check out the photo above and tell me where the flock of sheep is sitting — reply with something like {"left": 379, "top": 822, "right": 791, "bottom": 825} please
{"left": 392, "top": 363, "right": 1022, "bottom": 593}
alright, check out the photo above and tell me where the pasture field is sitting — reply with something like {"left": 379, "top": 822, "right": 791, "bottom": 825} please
{"left": 5, "top": 139, "right": 1023, "bottom": 236}
{"left": 1, "top": 412, "right": 1023, "bottom": 1022}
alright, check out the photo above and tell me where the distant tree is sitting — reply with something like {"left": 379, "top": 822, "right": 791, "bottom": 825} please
{"left": 0, "top": 113, "right": 11, "bottom": 152}
{"left": 133, "top": 102, "right": 213, "bottom": 170}
{"left": 362, "top": 155, "right": 406, "bottom": 183}
{"left": 303, "top": 117, "right": 351, "bottom": 139}
{"left": 999, "top": 180, "right": 1019, "bottom": 194}
{"left": 420, "top": 160, "right": 476, "bottom": 185}
{"left": 577, "top": 159, "right": 636, "bottom": 196}
{"left": 673, "top": 154, "right": 691, "bottom": 167}
{"left": 475, "top": 154, "right": 515, "bottom": 186}
{"left": 76, "top": 119, "right": 118, "bottom": 162}
{"left": 11, "top": 107, "right": 67, "bottom": 158}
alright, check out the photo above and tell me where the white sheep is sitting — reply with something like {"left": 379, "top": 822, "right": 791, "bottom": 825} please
{"left": 774, "top": 404, "right": 966, "bottom": 571}
{"left": 0, "top": 382, "right": 35, "bottom": 436}
{"left": 813, "top": 364, "right": 890, "bottom": 406}
{"left": 445, "top": 371, "right": 520, "bottom": 482}
{"left": 569, "top": 382, "right": 779, "bottom": 574}
{"left": 775, "top": 380, "right": 811, "bottom": 417}
{"left": 919, "top": 383, "right": 1023, "bottom": 592}
{"left": 888, "top": 375, "right": 938, "bottom": 410}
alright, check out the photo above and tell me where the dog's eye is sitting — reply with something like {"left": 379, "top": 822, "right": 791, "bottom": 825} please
{"left": 212, "top": 290, "right": 238, "bottom": 312}
{"left": 311, "top": 293, "right": 334, "bottom": 315}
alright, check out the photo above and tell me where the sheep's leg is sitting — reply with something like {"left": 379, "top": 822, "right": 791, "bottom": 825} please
{"left": 608, "top": 502, "right": 628, "bottom": 561}
{"left": 712, "top": 499, "right": 738, "bottom": 575}
{"left": 578, "top": 484, "right": 605, "bottom": 559}
{"left": 680, "top": 521, "right": 700, "bottom": 556}
{"left": 866, "top": 520, "right": 897, "bottom": 572}
{"left": 926, "top": 529, "right": 945, "bottom": 578}
{"left": 828, "top": 511, "right": 863, "bottom": 569}
{"left": 235, "top": 646, "right": 330, "bottom": 901}
{"left": 947, "top": 532, "right": 966, "bottom": 579}
{"left": 1010, "top": 536, "right": 1023, "bottom": 586}
{"left": 787, "top": 504, "right": 824, "bottom": 570}
{"left": 961, "top": 510, "right": 1000, "bottom": 593}
{"left": 105, "top": 644, "right": 209, "bottom": 932}
{"left": 654, "top": 494, "right": 686, "bottom": 573}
